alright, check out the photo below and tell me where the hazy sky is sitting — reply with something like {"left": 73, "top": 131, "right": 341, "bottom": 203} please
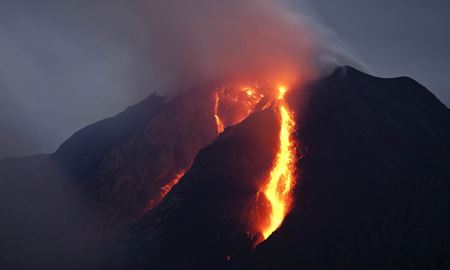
{"left": 308, "top": 0, "right": 450, "bottom": 103}
{"left": 0, "top": 0, "right": 449, "bottom": 158}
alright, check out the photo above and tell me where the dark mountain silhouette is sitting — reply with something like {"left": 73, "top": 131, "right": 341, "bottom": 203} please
{"left": 53, "top": 93, "right": 165, "bottom": 181}
{"left": 1, "top": 66, "right": 449, "bottom": 270}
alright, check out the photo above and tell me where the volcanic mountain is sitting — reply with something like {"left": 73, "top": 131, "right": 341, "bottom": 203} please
{"left": 0, "top": 66, "right": 449, "bottom": 270}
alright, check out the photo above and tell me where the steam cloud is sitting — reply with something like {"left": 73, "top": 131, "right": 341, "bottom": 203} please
{"left": 0, "top": 0, "right": 362, "bottom": 158}
{"left": 139, "top": 0, "right": 361, "bottom": 93}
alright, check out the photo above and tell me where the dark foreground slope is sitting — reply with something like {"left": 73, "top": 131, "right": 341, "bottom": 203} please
{"left": 118, "top": 66, "right": 450, "bottom": 270}
{"left": 246, "top": 66, "right": 450, "bottom": 269}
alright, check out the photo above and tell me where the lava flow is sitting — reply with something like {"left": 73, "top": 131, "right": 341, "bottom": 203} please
{"left": 212, "top": 83, "right": 269, "bottom": 134}
{"left": 214, "top": 91, "right": 225, "bottom": 133}
{"left": 146, "top": 85, "right": 266, "bottom": 211}
{"left": 146, "top": 170, "right": 185, "bottom": 210}
{"left": 260, "top": 85, "right": 297, "bottom": 239}
{"left": 212, "top": 83, "right": 298, "bottom": 239}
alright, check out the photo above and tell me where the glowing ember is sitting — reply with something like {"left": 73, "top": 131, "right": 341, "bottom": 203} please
{"left": 277, "top": 85, "right": 287, "bottom": 100}
{"left": 214, "top": 91, "right": 225, "bottom": 134}
{"left": 146, "top": 170, "right": 185, "bottom": 210}
{"left": 161, "top": 170, "right": 185, "bottom": 196}
{"left": 212, "top": 84, "right": 268, "bottom": 134}
{"left": 210, "top": 84, "right": 297, "bottom": 239}
{"left": 260, "top": 85, "right": 297, "bottom": 239}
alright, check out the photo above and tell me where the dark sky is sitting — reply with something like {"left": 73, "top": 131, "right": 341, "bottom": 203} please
{"left": 307, "top": 0, "right": 450, "bottom": 104}
{"left": 0, "top": 0, "right": 449, "bottom": 159}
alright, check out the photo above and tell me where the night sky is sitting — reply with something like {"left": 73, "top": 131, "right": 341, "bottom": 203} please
{"left": 1, "top": 0, "right": 449, "bottom": 158}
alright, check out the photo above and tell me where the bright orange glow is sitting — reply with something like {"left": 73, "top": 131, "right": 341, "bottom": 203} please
{"left": 214, "top": 91, "right": 225, "bottom": 133}
{"left": 245, "top": 88, "right": 254, "bottom": 96}
{"left": 260, "top": 85, "right": 296, "bottom": 239}
{"left": 160, "top": 170, "right": 185, "bottom": 196}
{"left": 212, "top": 85, "right": 267, "bottom": 133}
{"left": 277, "top": 85, "right": 287, "bottom": 99}
{"left": 211, "top": 82, "right": 297, "bottom": 240}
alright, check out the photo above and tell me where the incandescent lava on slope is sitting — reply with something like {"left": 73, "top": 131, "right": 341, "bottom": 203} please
{"left": 210, "top": 83, "right": 299, "bottom": 241}
{"left": 259, "top": 85, "right": 297, "bottom": 239}
{"left": 149, "top": 81, "right": 300, "bottom": 244}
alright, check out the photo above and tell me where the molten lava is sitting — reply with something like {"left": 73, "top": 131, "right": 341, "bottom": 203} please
{"left": 212, "top": 83, "right": 269, "bottom": 135}
{"left": 211, "top": 83, "right": 297, "bottom": 239}
{"left": 214, "top": 91, "right": 225, "bottom": 134}
{"left": 147, "top": 82, "right": 297, "bottom": 240}
{"left": 147, "top": 85, "right": 268, "bottom": 211}
{"left": 161, "top": 170, "right": 185, "bottom": 197}
{"left": 260, "top": 85, "right": 297, "bottom": 239}
{"left": 146, "top": 170, "right": 185, "bottom": 210}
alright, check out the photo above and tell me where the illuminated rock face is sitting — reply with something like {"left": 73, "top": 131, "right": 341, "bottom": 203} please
{"left": 119, "top": 108, "right": 281, "bottom": 269}
{"left": 79, "top": 90, "right": 219, "bottom": 226}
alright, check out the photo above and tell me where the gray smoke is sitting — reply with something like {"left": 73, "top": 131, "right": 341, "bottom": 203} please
{"left": 138, "top": 0, "right": 363, "bottom": 92}
{"left": 0, "top": 0, "right": 358, "bottom": 158}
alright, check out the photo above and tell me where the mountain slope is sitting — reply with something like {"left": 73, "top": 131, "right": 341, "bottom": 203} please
{"left": 80, "top": 89, "right": 219, "bottom": 226}
{"left": 116, "top": 108, "right": 280, "bottom": 269}
{"left": 53, "top": 93, "right": 165, "bottom": 180}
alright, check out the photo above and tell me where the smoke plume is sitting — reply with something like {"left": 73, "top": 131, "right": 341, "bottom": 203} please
{"left": 138, "top": 0, "right": 356, "bottom": 93}
{"left": 0, "top": 0, "right": 360, "bottom": 158}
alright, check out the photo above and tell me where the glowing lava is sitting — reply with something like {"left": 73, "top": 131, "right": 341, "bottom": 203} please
{"left": 211, "top": 83, "right": 297, "bottom": 239}
{"left": 146, "top": 170, "right": 185, "bottom": 210}
{"left": 161, "top": 170, "right": 185, "bottom": 197}
{"left": 212, "top": 84, "right": 269, "bottom": 135}
{"left": 214, "top": 91, "right": 225, "bottom": 134}
{"left": 260, "top": 85, "right": 297, "bottom": 239}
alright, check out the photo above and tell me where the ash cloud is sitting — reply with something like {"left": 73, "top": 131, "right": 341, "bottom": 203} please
{"left": 139, "top": 0, "right": 361, "bottom": 93}
{"left": 0, "top": 0, "right": 359, "bottom": 159}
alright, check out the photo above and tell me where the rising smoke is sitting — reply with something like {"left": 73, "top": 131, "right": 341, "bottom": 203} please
{"left": 0, "top": 0, "right": 360, "bottom": 158}
{"left": 139, "top": 0, "right": 360, "bottom": 93}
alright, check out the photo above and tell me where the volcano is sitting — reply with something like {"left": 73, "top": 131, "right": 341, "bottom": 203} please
{"left": 0, "top": 66, "right": 449, "bottom": 270}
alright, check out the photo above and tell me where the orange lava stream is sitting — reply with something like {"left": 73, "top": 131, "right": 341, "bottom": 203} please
{"left": 214, "top": 91, "right": 225, "bottom": 134}
{"left": 261, "top": 86, "right": 296, "bottom": 239}
{"left": 146, "top": 170, "right": 185, "bottom": 210}
{"left": 160, "top": 170, "right": 185, "bottom": 197}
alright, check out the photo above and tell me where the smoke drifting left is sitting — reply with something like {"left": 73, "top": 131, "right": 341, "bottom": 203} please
{"left": 140, "top": 0, "right": 333, "bottom": 94}
{"left": 0, "top": 0, "right": 361, "bottom": 159}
